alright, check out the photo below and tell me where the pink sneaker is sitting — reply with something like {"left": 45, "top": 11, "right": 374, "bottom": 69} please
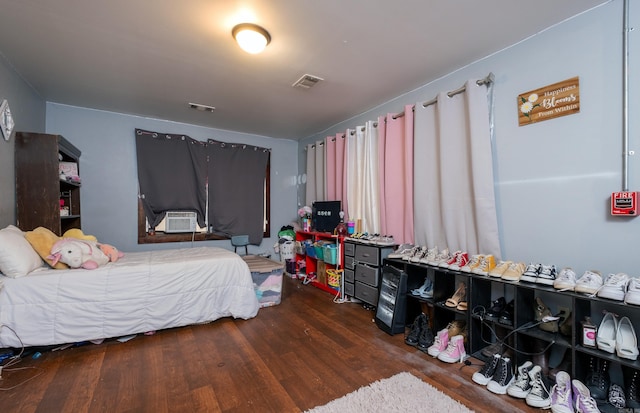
{"left": 427, "top": 328, "right": 449, "bottom": 357}
{"left": 437, "top": 334, "right": 466, "bottom": 363}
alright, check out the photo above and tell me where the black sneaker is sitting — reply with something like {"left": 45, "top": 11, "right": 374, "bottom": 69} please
{"left": 487, "top": 356, "right": 515, "bottom": 394}
{"left": 405, "top": 313, "right": 426, "bottom": 347}
{"left": 472, "top": 353, "right": 501, "bottom": 385}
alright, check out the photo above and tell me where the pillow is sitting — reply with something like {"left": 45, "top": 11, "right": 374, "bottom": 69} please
{"left": 24, "top": 226, "right": 69, "bottom": 269}
{"left": 0, "top": 225, "right": 44, "bottom": 277}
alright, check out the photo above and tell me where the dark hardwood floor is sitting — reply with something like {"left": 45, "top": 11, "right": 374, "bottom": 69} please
{"left": 0, "top": 276, "right": 541, "bottom": 412}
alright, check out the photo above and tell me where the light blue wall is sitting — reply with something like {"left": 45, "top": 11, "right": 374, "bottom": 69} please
{"left": 0, "top": 54, "right": 46, "bottom": 227}
{"left": 46, "top": 104, "right": 299, "bottom": 253}
{"left": 301, "top": 1, "right": 640, "bottom": 275}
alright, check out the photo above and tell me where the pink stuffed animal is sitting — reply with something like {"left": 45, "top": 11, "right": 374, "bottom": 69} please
{"left": 48, "top": 239, "right": 110, "bottom": 269}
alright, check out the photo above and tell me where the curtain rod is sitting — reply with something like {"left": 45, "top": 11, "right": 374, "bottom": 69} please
{"left": 392, "top": 72, "right": 494, "bottom": 119}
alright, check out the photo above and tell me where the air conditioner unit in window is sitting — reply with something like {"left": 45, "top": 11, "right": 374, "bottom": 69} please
{"left": 165, "top": 211, "right": 197, "bottom": 233}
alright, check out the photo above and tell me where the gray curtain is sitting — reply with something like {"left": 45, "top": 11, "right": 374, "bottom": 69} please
{"left": 135, "top": 129, "right": 207, "bottom": 228}
{"left": 207, "top": 140, "right": 269, "bottom": 244}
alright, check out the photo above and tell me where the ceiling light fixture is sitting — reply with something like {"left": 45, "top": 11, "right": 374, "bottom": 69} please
{"left": 232, "top": 23, "right": 271, "bottom": 54}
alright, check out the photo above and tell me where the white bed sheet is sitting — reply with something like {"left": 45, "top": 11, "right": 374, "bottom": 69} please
{"left": 0, "top": 247, "right": 259, "bottom": 348}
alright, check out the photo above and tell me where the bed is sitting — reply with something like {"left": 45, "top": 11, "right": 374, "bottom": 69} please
{"left": 0, "top": 246, "right": 260, "bottom": 348}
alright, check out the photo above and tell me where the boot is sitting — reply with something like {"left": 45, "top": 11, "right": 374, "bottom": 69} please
{"left": 531, "top": 338, "right": 550, "bottom": 376}
{"left": 417, "top": 318, "right": 434, "bottom": 352}
{"left": 626, "top": 368, "right": 640, "bottom": 409}
{"left": 535, "top": 297, "right": 558, "bottom": 333}
{"left": 405, "top": 313, "right": 426, "bottom": 347}
{"left": 585, "top": 357, "right": 609, "bottom": 401}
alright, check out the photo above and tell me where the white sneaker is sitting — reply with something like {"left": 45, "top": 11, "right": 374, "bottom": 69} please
{"left": 410, "top": 246, "right": 428, "bottom": 263}
{"left": 574, "top": 270, "right": 603, "bottom": 295}
{"left": 598, "top": 272, "right": 630, "bottom": 301}
{"left": 625, "top": 276, "right": 640, "bottom": 305}
{"left": 401, "top": 246, "right": 421, "bottom": 261}
{"left": 554, "top": 268, "right": 577, "bottom": 291}
{"left": 536, "top": 264, "right": 557, "bottom": 286}
{"left": 429, "top": 248, "right": 450, "bottom": 266}
{"left": 460, "top": 254, "right": 483, "bottom": 273}
{"left": 419, "top": 246, "right": 438, "bottom": 264}
{"left": 388, "top": 243, "right": 414, "bottom": 259}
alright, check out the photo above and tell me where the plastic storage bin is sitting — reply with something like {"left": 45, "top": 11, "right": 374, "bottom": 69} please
{"left": 314, "top": 243, "right": 325, "bottom": 261}
{"left": 323, "top": 244, "right": 338, "bottom": 265}
{"left": 242, "top": 255, "right": 284, "bottom": 308}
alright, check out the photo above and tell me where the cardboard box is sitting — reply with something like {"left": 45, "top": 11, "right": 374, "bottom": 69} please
{"left": 59, "top": 162, "right": 78, "bottom": 178}
{"left": 242, "top": 255, "right": 284, "bottom": 308}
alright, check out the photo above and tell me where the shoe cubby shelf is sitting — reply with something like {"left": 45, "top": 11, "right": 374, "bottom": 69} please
{"left": 384, "top": 257, "right": 640, "bottom": 385}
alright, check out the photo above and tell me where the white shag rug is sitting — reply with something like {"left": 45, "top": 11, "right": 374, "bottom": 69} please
{"left": 305, "top": 372, "right": 474, "bottom": 413}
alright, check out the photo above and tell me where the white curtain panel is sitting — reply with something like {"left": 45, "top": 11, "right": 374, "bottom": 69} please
{"left": 362, "top": 121, "right": 381, "bottom": 234}
{"left": 413, "top": 80, "right": 501, "bottom": 257}
{"left": 346, "top": 128, "right": 363, "bottom": 226}
{"left": 315, "top": 141, "right": 326, "bottom": 202}
{"left": 305, "top": 143, "right": 316, "bottom": 206}
{"left": 345, "top": 122, "right": 381, "bottom": 234}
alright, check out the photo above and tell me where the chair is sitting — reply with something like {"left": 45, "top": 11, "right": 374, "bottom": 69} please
{"left": 231, "top": 235, "right": 249, "bottom": 255}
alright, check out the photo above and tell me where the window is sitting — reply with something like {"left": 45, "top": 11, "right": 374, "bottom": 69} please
{"left": 135, "top": 129, "right": 270, "bottom": 244}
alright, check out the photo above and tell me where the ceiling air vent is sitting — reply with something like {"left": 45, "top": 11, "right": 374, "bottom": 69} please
{"left": 188, "top": 102, "right": 215, "bottom": 112}
{"left": 292, "top": 74, "right": 324, "bottom": 89}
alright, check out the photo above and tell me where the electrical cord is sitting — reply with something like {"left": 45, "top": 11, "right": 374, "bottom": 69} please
{"left": 0, "top": 324, "right": 44, "bottom": 391}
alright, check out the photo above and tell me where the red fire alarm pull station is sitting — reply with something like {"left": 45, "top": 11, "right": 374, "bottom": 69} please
{"left": 611, "top": 191, "right": 639, "bottom": 216}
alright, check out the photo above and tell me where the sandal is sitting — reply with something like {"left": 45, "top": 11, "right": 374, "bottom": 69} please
{"left": 456, "top": 301, "right": 468, "bottom": 311}
{"left": 445, "top": 282, "right": 466, "bottom": 308}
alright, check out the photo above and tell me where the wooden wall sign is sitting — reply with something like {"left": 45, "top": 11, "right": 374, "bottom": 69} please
{"left": 517, "top": 76, "right": 580, "bottom": 126}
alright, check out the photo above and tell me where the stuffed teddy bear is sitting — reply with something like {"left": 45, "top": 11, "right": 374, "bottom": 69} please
{"left": 47, "top": 239, "right": 117, "bottom": 270}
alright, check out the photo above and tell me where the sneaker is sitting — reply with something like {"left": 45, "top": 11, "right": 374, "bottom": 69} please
{"left": 598, "top": 272, "right": 630, "bottom": 301}
{"left": 554, "top": 267, "right": 577, "bottom": 291}
{"left": 488, "top": 260, "right": 512, "bottom": 278}
{"left": 550, "top": 371, "right": 572, "bottom": 413}
{"left": 574, "top": 270, "right": 603, "bottom": 295}
{"left": 430, "top": 248, "right": 451, "bottom": 266}
{"left": 472, "top": 353, "right": 501, "bottom": 385}
{"left": 388, "top": 243, "right": 415, "bottom": 259}
{"left": 402, "top": 246, "right": 422, "bottom": 261}
{"left": 526, "top": 365, "right": 551, "bottom": 408}
{"left": 460, "top": 254, "right": 483, "bottom": 273}
{"left": 536, "top": 264, "right": 557, "bottom": 286}
{"left": 507, "top": 361, "right": 534, "bottom": 398}
{"left": 472, "top": 254, "right": 496, "bottom": 275}
{"left": 404, "top": 313, "right": 426, "bottom": 346}
{"left": 502, "top": 262, "right": 526, "bottom": 281}
{"left": 419, "top": 246, "right": 438, "bottom": 265}
{"left": 486, "top": 297, "right": 506, "bottom": 318}
{"left": 608, "top": 383, "right": 626, "bottom": 409}
{"left": 448, "top": 251, "right": 469, "bottom": 271}
{"left": 409, "top": 246, "right": 428, "bottom": 263}
{"left": 440, "top": 250, "right": 461, "bottom": 268}
{"left": 520, "top": 263, "right": 541, "bottom": 283}
{"left": 487, "top": 356, "right": 515, "bottom": 394}
{"left": 427, "top": 328, "right": 449, "bottom": 357}
{"left": 625, "top": 276, "right": 640, "bottom": 305}
{"left": 572, "top": 379, "right": 602, "bottom": 413}
{"left": 437, "top": 334, "right": 466, "bottom": 363}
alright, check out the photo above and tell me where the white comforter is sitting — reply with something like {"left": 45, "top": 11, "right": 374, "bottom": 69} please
{"left": 0, "top": 247, "right": 259, "bottom": 348}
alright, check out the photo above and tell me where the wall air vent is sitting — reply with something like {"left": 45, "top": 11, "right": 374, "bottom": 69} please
{"left": 188, "top": 102, "right": 216, "bottom": 112}
{"left": 292, "top": 74, "right": 324, "bottom": 89}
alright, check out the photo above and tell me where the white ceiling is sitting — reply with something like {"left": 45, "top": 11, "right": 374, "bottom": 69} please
{"left": 0, "top": 0, "right": 608, "bottom": 141}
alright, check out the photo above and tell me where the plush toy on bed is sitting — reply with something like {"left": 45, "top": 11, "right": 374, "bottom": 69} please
{"left": 47, "top": 238, "right": 124, "bottom": 270}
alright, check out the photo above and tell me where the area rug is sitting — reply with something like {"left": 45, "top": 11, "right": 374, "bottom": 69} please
{"left": 305, "top": 372, "right": 474, "bottom": 413}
